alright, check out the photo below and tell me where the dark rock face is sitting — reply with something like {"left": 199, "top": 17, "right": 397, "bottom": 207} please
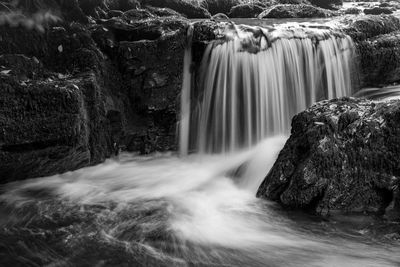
{"left": 201, "top": 0, "right": 241, "bottom": 15}
{"left": 0, "top": 9, "right": 190, "bottom": 181}
{"left": 228, "top": 4, "right": 265, "bottom": 18}
{"left": 257, "top": 98, "right": 400, "bottom": 220}
{"left": 98, "top": 17, "right": 189, "bottom": 153}
{"left": 357, "top": 32, "right": 400, "bottom": 87}
{"left": 342, "top": 15, "right": 400, "bottom": 42}
{"left": 140, "top": 0, "right": 211, "bottom": 18}
{"left": 340, "top": 15, "right": 400, "bottom": 87}
{"left": 276, "top": 0, "right": 310, "bottom": 4}
{"left": 344, "top": 7, "right": 361, "bottom": 15}
{"left": 309, "top": 0, "right": 342, "bottom": 10}
{"left": 0, "top": 24, "right": 124, "bottom": 182}
{"left": 258, "top": 4, "right": 335, "bottom": 18}
{"left": 364, "top": 7, "right": 393, "bottom": 15}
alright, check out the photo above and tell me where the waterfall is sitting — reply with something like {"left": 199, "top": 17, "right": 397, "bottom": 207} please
{"left": 179, "top": 25, "right": 194, "bottom": 156}
{"left": 180, "top": 23, "right": 355, "bottom": 154}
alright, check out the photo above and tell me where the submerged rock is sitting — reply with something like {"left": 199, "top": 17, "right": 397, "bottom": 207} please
{"left": 257, "top": 97, "right": 400, "bottom": 220}
{"left": 258, "top": 4, "right": 335, "bottom": 19}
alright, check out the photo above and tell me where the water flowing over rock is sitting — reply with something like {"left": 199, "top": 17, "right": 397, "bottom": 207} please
{"left": 257, "top": 97, "right": 400, "bottom": 220}
{"left": 180, "top": 23, "right": 355, "bottom": 154}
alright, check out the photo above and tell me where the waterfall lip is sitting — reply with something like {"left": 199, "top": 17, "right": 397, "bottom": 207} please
{"left": 208, "top": 22, "right": 349, "bottom": 54}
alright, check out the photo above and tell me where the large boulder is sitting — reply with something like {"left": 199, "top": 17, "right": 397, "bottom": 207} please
{"left": 364, "top": 7, "right": 393, "bottom": 15}
{"left": 201, "top": 0, "right": 241, "bottom": 15}
{"left": 228, "top": 4, "right": 265, "bottom": 18}
{"left": 341, "top": 15, "right": 400, "bottom": 41}
{"left": 309, "top": 0, "right": 342, "bottom": 10}
{"left": 357, "top": 32, "right": 400, "bottom": 87}
{"left": 258, "top": 4, "right": 335, "bottom": 18}
{"left": 257, "top": 97, "right": 400, "bottom": 220}
{"left": 339, "top": 15, "right": 400, "bottom": 87}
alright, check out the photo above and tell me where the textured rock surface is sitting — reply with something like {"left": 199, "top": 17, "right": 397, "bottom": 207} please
{"left": 257, "top": 98, "right": 400, "bottom": 220}
{"left": 364, "top": 7, "right": 393, "bottom": 15}
{"left": 340, "top": 15, "right": 400, "bottom": 87}
{"left": 0, "top": 6, "right": 190, "bottom": 181}
{"left": 228, "top": 4, "right": 265, "bottom": 18}
{"left": 357, "top": 31, "right": 400, "bottom": 87}
{"left": 310, "top": 0, "right": 342, "bottom": 10}
{"left": 140, "top": 0, "right": 211, "bottom": 18}
{"left": 258, "top": 4, "right": 335, "bottom": 18}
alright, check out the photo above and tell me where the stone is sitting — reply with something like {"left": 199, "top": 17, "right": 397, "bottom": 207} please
{"left": 140, "top": 0, "right": 211, "bottom": 18}
{"left": 357, "top": 31, "right": 400, "bottom": 87}
{"left": 309, "top": 0, "right": 342, "bottom": 10}
{"left": 257, "top": 97, "right": 400, "bottom": 220}
{"left": 364, "top": 7, "right": 393, "bottom": 15}
{"left": 228, "top": 4, "right": 265, "bottom": 18}
{"left": 258, "top": 4, "right": 335, "bottom": 19}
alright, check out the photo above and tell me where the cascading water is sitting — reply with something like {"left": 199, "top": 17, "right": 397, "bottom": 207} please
{"left": 2, "top": 21, "right": 399, "bottom": 267}
{"left": 180, "top": 23, "right": 355, "bottom": 154}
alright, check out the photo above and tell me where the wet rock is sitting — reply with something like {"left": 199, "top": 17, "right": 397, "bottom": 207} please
{"left": 364, "top": 7, "right": 393, "bottom": 15}
{"left": 258, "top": 4, "right": 335, "bottom": 18}
{"left": 121, "top": 9, "right": 155, "bottom": 21}
{"left": 343, "top": 7, "right": 361, "bottom": 15}
{"left": 309, "top": 0, "right": 343, "bottom": 10}
{"left": 105, "top": 0, "right": 140, "bottom": 11}
{"left": 338, "top": 15, "right": 400, "bottom": 87}
{"left": 341, "top": 15, "right": 400, "bottom": 41}
{"left": 202, "top": 0, "right": 241, "bottom": 15}
{"left": 276, "top": 0, "right": 311, "bottom": 4}
{"left": 357, "top": 31, "right": 400, "bottom": 87}
{"left": 144, "top": 6, "right": 185, "bottom": 18}
{"left": 140, "top": 0, "right": 211, "bottom": 18}
{"left": 228, "top": 4, "right": 265, "bottom": 18}
{"left": 0, "top": 73, "right": 92, "bottom": 182}
{"left": 257, "top": 97, "right": 400, "bottom": 220}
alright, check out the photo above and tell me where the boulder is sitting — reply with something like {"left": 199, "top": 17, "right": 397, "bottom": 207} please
{"left": 343, "top": 7, "right": 361, "bottom": 15}
{"left": 258, "top": 4, "right": 335, "bottom": 19}
{"left": 276, "top": 0, "right": 310, "bottom": 4}
{"left": 0, "top": 70, "right": 118, "bottom": 183}
{"left": 341, "top": 15, "right": 400, "bottom": 41}
{"left": 257, "top": 97, "right": 400, "bottom": 220}
{"left": 364, "top": 7, "right": 393, "bottom": 15}
{"left": 201, "top": 0, "right": 241, "bottom": 15}
{"left": 228, "top": 4, "right": 265, "bottom": 18}
{"left": 140, "top": 0, "right": 211, "bottom": 18}
{"left": 357, "top": 31, "right": 400, "bottom": 87}
{"left": 309, "top": 0, "right": 343, "bottom": 10}
{"left": 144, "top": 6, "right": 185, "bottom": 18}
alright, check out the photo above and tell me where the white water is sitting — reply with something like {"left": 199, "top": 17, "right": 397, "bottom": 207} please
{"left": 1, "top": 138, "right": 399, "bottom": 266}
{"left": 180, "top": 23, "right": 355, "bottom": 154}
{"left": 2, "top": 21, "right": 399, "bottom": 266}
